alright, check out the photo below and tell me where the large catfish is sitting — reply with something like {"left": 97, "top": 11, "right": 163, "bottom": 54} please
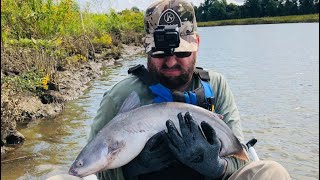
{"left": 69, "top": 91, "right": 248, "bottom": 177}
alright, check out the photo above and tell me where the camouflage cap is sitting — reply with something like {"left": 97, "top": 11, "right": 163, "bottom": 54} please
{"left": 144, "top": 0, "right": 198, "bottom": 54}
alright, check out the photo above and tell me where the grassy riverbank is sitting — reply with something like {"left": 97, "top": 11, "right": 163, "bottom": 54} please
{"left": 198, "top": 14, "right": 319, "bottom": 27}
{"left": 1, "top": 0, "right": 145, "bottom": 152}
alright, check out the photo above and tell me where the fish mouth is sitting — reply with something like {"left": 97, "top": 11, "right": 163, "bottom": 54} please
{"left": 68, "top": 167, "right": 80, "bottom": 177}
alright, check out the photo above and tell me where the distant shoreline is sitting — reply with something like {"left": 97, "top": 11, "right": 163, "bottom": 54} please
{"left": 198, "top": 14, "right": 319, "bottom": 27}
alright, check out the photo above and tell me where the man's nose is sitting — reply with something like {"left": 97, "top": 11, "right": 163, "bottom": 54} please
{"left": 164, "top": 55, "right": 178, "bottom": 68}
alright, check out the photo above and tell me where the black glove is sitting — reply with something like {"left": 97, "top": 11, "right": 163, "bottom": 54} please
{"left": 165, "top": 112, "right": 227, "bottom": 179}
{"left": 122, "top": 130, "right": 176, "bottom": 178}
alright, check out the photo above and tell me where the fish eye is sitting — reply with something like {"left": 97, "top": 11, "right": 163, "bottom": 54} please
{"left": 76, "top": 160, "right": 83, "bottom": 167}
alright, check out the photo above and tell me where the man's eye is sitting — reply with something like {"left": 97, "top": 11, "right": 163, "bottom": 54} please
{"left": 175, "top": 52, "right": 192, "bottom": 58}
{"left": 151, "top": 54, "right": 166, "bottom": 58}
{"left": 150, "top": 52, "right": 192, "bottom": 59}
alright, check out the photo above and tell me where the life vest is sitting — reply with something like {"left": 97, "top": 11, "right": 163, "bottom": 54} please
{"left": 128, "top": 64, "right": 215, "bottom": 112}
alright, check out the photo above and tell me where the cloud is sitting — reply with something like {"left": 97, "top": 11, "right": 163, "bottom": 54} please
{"left": 228, "top": 0, "right": 245, "bottom": 5}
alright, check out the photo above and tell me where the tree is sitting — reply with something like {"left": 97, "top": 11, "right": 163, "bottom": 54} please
{"left": 261, "top": 0, "right": 278, "bottom": 16}
{"left": 195, "top": 3, "right": 208, "bottom": 21}
{"left": 197, "top": 0, "right": 213, "bottom": 21}
{"left": 243, "top": 0, "right": 262, "bottom": 17}
{"left": 299, "top": 0, "right": 315, "bottom": 14}
{"left": 226, "top": 3, "right": 241, "bottom": 19}
{"left": 239, "top": 5, "right": 249, "bottom": 18}
{"left": 208, "top": 0, "right": 227, "bottom": 20}
{"left": 276, "top": 0, "right": 286, "bottom": 16}
{"left": 284, "top": 0, "right": 299, "bottom": 15}
{"left": 313, "top": 0, "right": 319, "bottom": 13}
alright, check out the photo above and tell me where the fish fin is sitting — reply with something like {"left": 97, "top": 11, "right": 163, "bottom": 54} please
{"left": 213, "top": 113, "right": 224, "bottom": 120}
{"left": 229, "top": 149, "right": 249, "bottom": 161}
{"left": 118, "top": 91, "right": 141, "bottom": 114}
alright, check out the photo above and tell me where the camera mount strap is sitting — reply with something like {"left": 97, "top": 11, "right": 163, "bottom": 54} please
{"left": 128, "top": 64, "right": 215, "bottom": 111}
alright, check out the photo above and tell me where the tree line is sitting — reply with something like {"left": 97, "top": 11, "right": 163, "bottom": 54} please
{"left": 193, "top": 0, "right": 319, "bottom": 21}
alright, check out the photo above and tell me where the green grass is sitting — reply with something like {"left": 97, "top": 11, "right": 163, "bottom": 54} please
{"left": 198, "top": 14, "right": 319, "bottom": 27}
{"left": 1, "top": 0, "right": 145, "bottom": 98}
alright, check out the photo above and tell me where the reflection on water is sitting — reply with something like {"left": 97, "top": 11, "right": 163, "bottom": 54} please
{"left": 1, "top": 23, "right": 319, "bottom": 180}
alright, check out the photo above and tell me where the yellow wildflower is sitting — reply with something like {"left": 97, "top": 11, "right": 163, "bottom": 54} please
{"left": 42, "top": 74, "right": 50, "bottom": 90}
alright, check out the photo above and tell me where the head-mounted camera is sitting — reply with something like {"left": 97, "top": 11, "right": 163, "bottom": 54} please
{"left": 152, "top": 25, "right": 180, "bottom": 56}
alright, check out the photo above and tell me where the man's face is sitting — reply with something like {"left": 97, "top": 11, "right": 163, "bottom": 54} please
{"left": 147, "top": 51, "right": 197, "bottom": 89}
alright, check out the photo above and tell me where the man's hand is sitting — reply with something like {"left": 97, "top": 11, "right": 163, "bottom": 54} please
{"left": 165, "top": 112, "right": 227, "bottom": 179}
{"left": 122, "top": 130, "right": 176, "bottom": 178}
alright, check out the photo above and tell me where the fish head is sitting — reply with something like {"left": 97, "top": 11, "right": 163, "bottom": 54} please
{"left": 68, "top": 136, "right": 126, "bottom": 177}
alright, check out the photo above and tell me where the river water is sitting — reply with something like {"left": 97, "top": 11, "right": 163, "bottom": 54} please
{"left": 1, "top": 23, "right": 319, "bottom": 180}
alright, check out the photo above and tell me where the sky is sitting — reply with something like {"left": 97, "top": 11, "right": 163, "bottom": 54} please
{"left": 76, "top": 0, "right": 245, "bottom": 13}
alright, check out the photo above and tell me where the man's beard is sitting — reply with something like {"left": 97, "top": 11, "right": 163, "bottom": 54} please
{"left": 147, "top": 56, "right": 196, "bottom": 90}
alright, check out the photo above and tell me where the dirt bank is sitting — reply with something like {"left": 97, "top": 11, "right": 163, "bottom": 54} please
{"left": 1, "top": 44, "right": 144, "bottom": 156}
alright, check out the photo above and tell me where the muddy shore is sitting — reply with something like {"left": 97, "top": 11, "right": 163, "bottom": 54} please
{"left": 1, "top": 44, "right": 144, "bottom": 156}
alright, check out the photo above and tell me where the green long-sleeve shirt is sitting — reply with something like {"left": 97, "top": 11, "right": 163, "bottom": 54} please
{"left": 88, "top": 69, "right": 249, "bottom": 180}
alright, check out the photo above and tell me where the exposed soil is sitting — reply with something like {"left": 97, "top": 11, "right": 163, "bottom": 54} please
{"left": 1, "top": 44, "right": 144, "bottom": 156}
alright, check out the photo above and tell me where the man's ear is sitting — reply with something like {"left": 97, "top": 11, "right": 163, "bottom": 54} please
{"left": 197, "top": 34, "right": 200, "bottom": 46}
{"left": 196, "top": 34, "right": 200, "bottom": 52}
